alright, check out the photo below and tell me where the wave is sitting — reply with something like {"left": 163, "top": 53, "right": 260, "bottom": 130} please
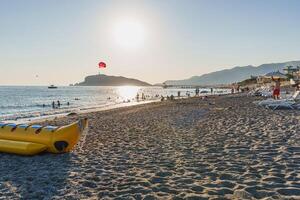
{"left": 0, "top": 104, "right": 53, "bottom": 110}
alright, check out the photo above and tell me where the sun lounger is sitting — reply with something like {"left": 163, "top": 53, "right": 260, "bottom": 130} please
{"left": 265, "top": 99, "right": 296, "bottom": 110}
{"left": 249, "top": 87, "right": 272, "bottom": 97}
{"left": 256, "top": 91, "right": 300, "bottom": 110}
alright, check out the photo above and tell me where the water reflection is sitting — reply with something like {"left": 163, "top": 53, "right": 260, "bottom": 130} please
{"left": 116, "top": 86, "right": 140, "bottom": 101}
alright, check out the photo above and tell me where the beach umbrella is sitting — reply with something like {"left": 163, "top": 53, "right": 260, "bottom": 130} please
{"left": 265, "top": 71, "right": 286, "bottom": 79}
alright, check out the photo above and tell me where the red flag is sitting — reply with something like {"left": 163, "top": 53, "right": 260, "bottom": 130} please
{"left": 98, "top": 62, "right": 106, "bottom": 68}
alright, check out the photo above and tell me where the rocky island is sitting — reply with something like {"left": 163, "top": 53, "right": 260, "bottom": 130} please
{"left": 72, "top": 74, "right": 151, "bottom": 86}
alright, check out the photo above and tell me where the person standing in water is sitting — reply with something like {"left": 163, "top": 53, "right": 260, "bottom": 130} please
{"left": 272, "top": 76, "right": 281, "bottom": 100}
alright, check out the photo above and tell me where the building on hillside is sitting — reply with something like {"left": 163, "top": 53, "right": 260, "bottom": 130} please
{"left": 256, "top": 71, "right": 287, "bottom": 84}
{"left": 264, "top": 71, "right": 287, "bottom": 79}
{"left": 283, "top": 65, "right": 300, "bottom": 80}
{"left": 256, "top": 76, "right": 271, "bottom": 84}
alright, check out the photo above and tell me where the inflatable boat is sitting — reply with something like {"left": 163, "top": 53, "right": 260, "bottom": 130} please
{"left": 0, "top": 118, "right": 88, "bottom": 155}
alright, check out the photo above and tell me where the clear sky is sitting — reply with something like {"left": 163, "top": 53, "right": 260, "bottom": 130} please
{"left": 1, "top": 0, "right": 300, "bottom": 85}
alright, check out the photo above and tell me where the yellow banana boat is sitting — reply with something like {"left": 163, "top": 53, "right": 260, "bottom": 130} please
{"left": 0, "top": 118, "right": 88, "bottom": 155}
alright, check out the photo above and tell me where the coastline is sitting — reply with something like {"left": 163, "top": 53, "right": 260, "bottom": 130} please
{"left": 6, "top": 92, "right": 222, "bottom": 124}
{"left": 1, "top": 94, "right": 299, "bottom": 199}
{"left": 7, "top": 98, "right": 160, "bottom": 124}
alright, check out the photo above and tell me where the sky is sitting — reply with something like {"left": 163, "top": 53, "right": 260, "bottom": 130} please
{"left": 1, "top": 0, "right": 300, "bottom": 85}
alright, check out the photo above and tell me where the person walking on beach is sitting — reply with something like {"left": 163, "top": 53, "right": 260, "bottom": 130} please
{"left": 237, "top": 85, "right": 240, "bottom": 93}
{"left": 57, "top": 100, "right": 61, "bottom": 107}
{"left": 272, "top": 76, "right": 281, "bottom": 100}
{"left": 52, "top": 101, "right": 55, "bottom": 109}
{"left": 195, "top": 88, "right": 200, "bottom": 96}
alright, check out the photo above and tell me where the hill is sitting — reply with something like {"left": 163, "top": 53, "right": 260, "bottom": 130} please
{"left": 73, "top": 74, "right": 151, "bottom": 86}
{"left": 164, "top": 60, "right": 300, "bottom": 86}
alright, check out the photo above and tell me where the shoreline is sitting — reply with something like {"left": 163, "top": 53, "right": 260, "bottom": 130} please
{"left": 5, "top": 92, "right": 226, "bottom": 124}
{"left": 5, "top": 99, "right": 160, "bottom": 124}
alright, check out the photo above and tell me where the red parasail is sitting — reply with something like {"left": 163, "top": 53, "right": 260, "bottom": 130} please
{"left": 98, "top": 62, "right": 106, "bottom": 68}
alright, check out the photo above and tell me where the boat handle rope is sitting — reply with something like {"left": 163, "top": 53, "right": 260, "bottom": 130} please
{"left": 0, "top": 123, "right": 59, "bottom": 133}
{"left": 0, "top": 123, "right": 21, "bottom": 131}
{"left": 11, "top": 124, "right": 27, "bottom": 132}
{"left": 33, "top": 125, "right": 59, "bottom": 134}
{"left": 1, "top": 124, "right": 16, "bottom": 129}
{"left": 35, "top": 127, "right": 46, "bottom": 134}
{"left": 0, "top": 124, "right": 6, "bottom": 128}
{"left": 11, "top": 126, "right": 17, "bottom": 132}
{"left": 25, "top": 125, "right": 32, "bottom": 131}
{"left": 48, "top": 126, "right": 60, "bottom": 132}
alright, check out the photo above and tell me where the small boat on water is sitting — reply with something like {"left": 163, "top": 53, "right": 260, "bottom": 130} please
{"left": 0, "top": 118, "right": 88, "bottom": 155}
{"left": 48, "top": 85, "right": 58, "bottom": 89}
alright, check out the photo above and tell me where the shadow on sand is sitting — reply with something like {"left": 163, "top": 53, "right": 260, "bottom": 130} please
{"left": 0, "top": 152, "right": 79, "bottom": 199}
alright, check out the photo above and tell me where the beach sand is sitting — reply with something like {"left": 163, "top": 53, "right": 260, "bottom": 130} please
{"left": 0, "top": 95, "right": 299, "bottom": 199}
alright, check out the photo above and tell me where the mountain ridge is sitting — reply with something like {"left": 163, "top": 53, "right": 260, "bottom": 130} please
{"left": 164, "top": 60, "right": 300, "bottom": 86}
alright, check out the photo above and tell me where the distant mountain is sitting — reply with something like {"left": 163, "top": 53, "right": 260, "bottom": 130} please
{"left": 164, "top": 61, "right": 300, "bottom": 86}
{"left": 73, "top": 74, "right": 151, "bottom": 86}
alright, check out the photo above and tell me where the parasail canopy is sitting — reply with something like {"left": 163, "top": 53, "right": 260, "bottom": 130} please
{"left": 98, "top": 62, "right": 106, "bottom": 69}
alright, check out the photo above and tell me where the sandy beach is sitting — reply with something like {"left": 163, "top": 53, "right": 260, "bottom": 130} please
{"left": 0, "top": 94, "right": 299, "bottom": 200}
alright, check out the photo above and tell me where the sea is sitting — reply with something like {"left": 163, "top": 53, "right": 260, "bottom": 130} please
{"left": 0, "top": 86, "right": 230, "bottom": 122}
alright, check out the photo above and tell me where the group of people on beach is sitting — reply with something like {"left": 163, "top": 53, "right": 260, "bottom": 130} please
{"left": 159, "top": 88, "right": 216, "bottom": 102}
{"left": 136, "top": 93, "right": 147, "bottom": 101}
{"left": 48, "top": 100, "right": 70, "bottom": 109}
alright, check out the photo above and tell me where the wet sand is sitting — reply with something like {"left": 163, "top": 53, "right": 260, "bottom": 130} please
{"left": 0, "top": 95, "right": 299, "bottom": 199}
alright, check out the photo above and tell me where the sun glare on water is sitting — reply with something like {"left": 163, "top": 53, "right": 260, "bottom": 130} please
{"left": 117, "top": 86, "right": 140, "bottom": 100}
{"left": 112, "top": 19, "right": 146, "bottom": 49}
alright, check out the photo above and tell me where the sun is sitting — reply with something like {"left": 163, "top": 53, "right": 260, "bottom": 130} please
{"left": 112, "top": 19, "right": 146, "bottom": 49}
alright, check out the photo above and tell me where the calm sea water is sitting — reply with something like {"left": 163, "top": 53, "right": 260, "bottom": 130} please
{"left": 0, "top": 86, "right": 229, "bottom": 122}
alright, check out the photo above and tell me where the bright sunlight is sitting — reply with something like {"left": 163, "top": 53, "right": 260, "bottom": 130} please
{"left": 112, "top": 19, "right": 146, "bottom": 49}
{"left": 117, "top": 86, "right": 140, "bottom": 100}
